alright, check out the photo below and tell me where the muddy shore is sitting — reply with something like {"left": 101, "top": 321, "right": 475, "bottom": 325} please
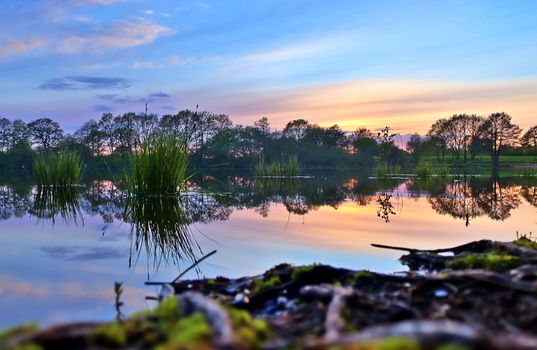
{"left": 3, "top": 237, "right": 537, "bottom": 349}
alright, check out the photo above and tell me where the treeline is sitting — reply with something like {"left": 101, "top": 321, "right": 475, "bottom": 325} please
{"left": 0, "top": 110, "right": 536, "bottom": 170}
{"left": 408, "top": 112, "right": 537, "bottom": 168}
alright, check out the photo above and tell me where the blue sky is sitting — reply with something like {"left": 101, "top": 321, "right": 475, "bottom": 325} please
{"left": 1, "top": 0, "right": 536, "bottom": 133}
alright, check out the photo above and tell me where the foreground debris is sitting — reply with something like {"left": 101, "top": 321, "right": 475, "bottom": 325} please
{"left": 3, "top": 237, "right": 537, "bottom": 349}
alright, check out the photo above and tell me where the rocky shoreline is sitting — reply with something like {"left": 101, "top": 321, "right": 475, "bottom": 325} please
{"left": 3, "top": 237, "right": 537, "bottom": 349}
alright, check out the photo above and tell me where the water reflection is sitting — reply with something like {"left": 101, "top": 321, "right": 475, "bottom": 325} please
{"left": 1, "top": 173, "right": 536, "bottom": 272}
{"left": 1, "top": 174, "right": 536, "bottom": 226}
{"left": 425, "top": 177, "right": 523, "bottom": 225}
{"left": 30, "top": 186, "right": 82, "bottom": 225}
{"left": 124, "top": 195, "right": 200, "bottom": 272}
{"left": 377, "top": 193, "right": 396, "bottom": 223}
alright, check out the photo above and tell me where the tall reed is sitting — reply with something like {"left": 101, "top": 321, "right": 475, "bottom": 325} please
{"left": 33, "top": 152, "right": 83, "bottom": 187}
{"left": 374, "top": 162, "right": 401, "bottom": 178}
{"left": 415, "top": 162, "right": 433, "bottom": 178}
{"left": 124, "top": 134, "right": 190, "bottom": 194}
{"left": 255, "top": 155, "right": 299, "bottom": 177}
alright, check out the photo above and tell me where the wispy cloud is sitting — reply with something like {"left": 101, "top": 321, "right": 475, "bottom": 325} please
{"left": 73, "top": 0, "right": 127, "bottom": 6}
{"left": 58, "top": 19, "right": 175, "bottom": 54}
{"left": 94, "top": 104, "right": 114, "bottom": 112}
{"left": 0, "top": 276, "right": 50, "bottom": 299}
{"left": 38, "top": 76, "right": 131, "bottom": 90}
{"left": 41, "top": 245, "right": 127, "bottom": 260}
{"left": 0, "top": 37, "right": 45, "bottom": 60}
{"left": 96, "top": 91, "right": 171, "bottom": 104}
{"left": 239, "top": 34, "right": 356, "bottom": 66}
{"left": 132, "top": 55, "right": 218, "bottom": 69}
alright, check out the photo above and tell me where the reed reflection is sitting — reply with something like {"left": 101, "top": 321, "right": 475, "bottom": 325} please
{"left": 30, "top": 186, "right": 82, "bottom": 225}
{"left": 1, "top": 173, "right": 536, "bottom": 235}
{"left": 123, "top": 195, "right": 201, "bottom": 273}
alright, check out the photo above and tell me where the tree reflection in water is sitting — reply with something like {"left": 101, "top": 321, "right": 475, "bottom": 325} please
{"left": 376, "top": 193, "right": 396, "bottom": 223}
{"left": 1, "top": 173, "right": 536, "bottom": 272}
{"left": 428, "top": 176, "right": 522, "bottom": 225}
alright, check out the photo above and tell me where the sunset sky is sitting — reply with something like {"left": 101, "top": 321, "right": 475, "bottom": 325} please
{"left": 1, "top": 0, "right": 536, "bottom": 133}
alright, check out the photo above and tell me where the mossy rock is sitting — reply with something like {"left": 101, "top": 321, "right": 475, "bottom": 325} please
{"left": 89, "top": 322, "right": 127, "bottom": 348}
{"left": 447, "top": 253, "right": 519, "bottom": 271}
{"left": 226, "top": 307, "right": 269, "bottom": 349}
{"left": 512, "top": 236, "right": 537, "bottom": 250}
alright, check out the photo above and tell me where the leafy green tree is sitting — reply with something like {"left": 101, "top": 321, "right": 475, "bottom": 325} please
{"left": 376, "top": 126, "right": 396, "bottom": 162}
{"left": 406, "top": 133, "right": 423, "bottom": 161}
{"left": 351, "top": 128, "right": 378, "bottom": 155}
{"left": 74, "top": 119, "right": 105, "bottom": 155}
{"left": 98, "top": 113, "right": 117, "bottom": 154}
{"left": 479, "top": 112, "right": 521, "bottom": 169}
{"left": 27, "top": 118, "right": 63, "bottom": 149}
{"left": 521, "top": 125, "right": 537, "bottom": 149}
{"left": 283, "top": 119, "right": 309, "bottom": 142}
{"left": 322, "top": 125, "right": 347, "bottom": 149}
{"left": 0, "top": 118, "right": 12, "bottom": 152}
{"left": 10, "top": 120, "right": 29, "bottom": 149}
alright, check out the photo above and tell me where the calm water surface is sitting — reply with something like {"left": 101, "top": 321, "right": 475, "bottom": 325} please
{"left": 1, "top": 171, "right": 536, "bottom": 328}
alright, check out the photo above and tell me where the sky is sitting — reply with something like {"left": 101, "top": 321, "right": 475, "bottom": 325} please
{"left": 1, "top": 0, "right": 536, "bottom": 134}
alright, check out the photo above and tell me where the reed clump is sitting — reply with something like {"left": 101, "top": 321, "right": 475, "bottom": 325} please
{"left": 374, "top": 162, "right": 401, "bottom": 178}
{"left": 33, "top": 152, "right": 83, "bottom": 187}
{"left": 255, "top": 155, "right": 299, "bottom": 177}
{"left": 124, "top": 134, "right": 190, "bottom": 195}
{"left": 415, "top": 162, "right": 432, "bottom": 178}
{"left": 516, "top": 166, "right": 537, "bottom": 178}
{"left": 436, "top": 164, "right": 450, "bottom": 177}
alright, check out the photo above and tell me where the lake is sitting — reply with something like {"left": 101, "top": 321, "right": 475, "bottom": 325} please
{"left": 0, "top": 170, "right": 536, "bottom": 328}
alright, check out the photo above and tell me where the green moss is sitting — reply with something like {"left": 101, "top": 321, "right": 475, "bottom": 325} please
{"left": 0, "top": 324, "right": 38, "bottom": 342}
{"left": 227, "top": 307, "right": 269, "bottom": 348}
{"left": 327, "top": 337, "right": 420, "bottom": 350}
{"left": 512, "top": 236, "right": 537, "bottom": 250}
{"left": 291, "top": 264, "right": 319, "bottom": 280}
{"left": 155, "top": 296, "right": 181, "bottom": 333}
{"left": 156, "top": 312, "right": 212, "bottom": 350}
{"left": 89, "top": 322, "right": 127, "bottom": 348}
{"left": 447, "top": 253, "right": 519, "bottom": 271}
{"left": 8, "top": 344, "right": 43, "bottom": 350}
{"left": 378, "top": 337, "right": 420, "bottom": 350}
{"left": 128, "top": 308, "right": 153, "bottom": 319}
{"left": 435, "top": 344, "right": 471, "bottom": 350}
{"left": 251, "top": 272, "right": 281, "bottom": 294}
{"left": 353, "top": 270, "right": 372, "bottom": 281}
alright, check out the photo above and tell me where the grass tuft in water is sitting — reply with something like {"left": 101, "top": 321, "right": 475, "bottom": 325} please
{"left": 255, "top": 155, "right": 299, "bottom": 177}
{"left": 33, "top": 152, "right": 82, "bottom": 187}
{"left": 374, "top": 162, "right": 401, "bottom": 178}
{"left": 124, "top": 134, "right": 190, "bottom": 195}
{"left": 415, "top": 162, "right": 433, "bottom": 178}
{"left": 516, "top": 166, "right": 537, "bottom": 178}
{"left": 436, "top": 164, "right": 451, "bottom": 177}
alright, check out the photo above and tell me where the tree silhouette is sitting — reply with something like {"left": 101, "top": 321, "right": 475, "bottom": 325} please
{"left": 27, "top": 118, "right": 63, "bottom": 149}
{"left": 479, "top": 112, "right": 522, "bottom": 170}
{"left": 521, "top": 125, "right": 537, "bottom": 149}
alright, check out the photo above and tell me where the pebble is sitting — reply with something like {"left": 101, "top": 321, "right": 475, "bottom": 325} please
{"left": 434, "top": 289, "right": 448, "bottom": 298}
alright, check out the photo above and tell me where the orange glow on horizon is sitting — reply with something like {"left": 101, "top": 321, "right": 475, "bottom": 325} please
{"left": 225, "top": 79, "right": 537, "bottom": 134}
